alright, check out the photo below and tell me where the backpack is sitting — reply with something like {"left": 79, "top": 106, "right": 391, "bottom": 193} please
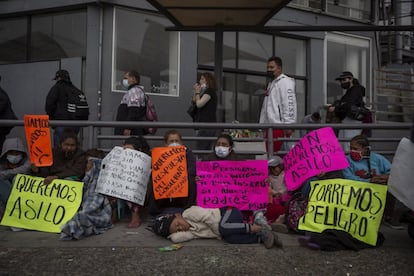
{"left": 285, "top": 192, "right": 309, "bottom": 232}
{"left": 66, "top": 85, "right": 89, "bottom": 120}
{"left": 144, "top": 94, "right": 158, "bottom": 135}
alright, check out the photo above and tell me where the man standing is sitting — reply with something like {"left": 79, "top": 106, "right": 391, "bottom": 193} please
{"left": 45, "top": 69, "right": 88, "bottom": 147}
{"left": 260, "top": 56, "right": 297, "bottom": 153}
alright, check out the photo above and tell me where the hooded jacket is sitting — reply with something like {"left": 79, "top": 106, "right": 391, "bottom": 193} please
{"left": 259, "top": 73, "right": 297, "bottom": 124}
{"left": 0, "top": 137, "right": 31, "bottom": 180}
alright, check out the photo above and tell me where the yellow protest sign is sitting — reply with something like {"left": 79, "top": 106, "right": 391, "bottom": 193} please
{"left": 152, "top": 146, "right": 188, "bottom": 200}
{"left": 0, "top": 174, "right": 83, "bottom": 233}
{"left": 298, "top": 179, "right": 387, "bottom": 246}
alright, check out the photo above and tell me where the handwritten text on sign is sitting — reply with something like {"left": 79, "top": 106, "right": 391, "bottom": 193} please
{"left": 96, "top": 147, "right": 151, "bottom": 205}
{"left": 283, "top": 127, "right": 349, "bottom": 191}
{"left": 0, "top": 174, "right": 83, "bottom": 233}
{"left": 152, "top": 146, "right": 188, "bottom": 200}
{"left": 196, "top": 160, "right": 268, "bottom": 210}
{"left": 24, "top": 115, "right": 53, "bottom": 167}
{"left": 298, "top": 179, "right": 387, "bottom": 246}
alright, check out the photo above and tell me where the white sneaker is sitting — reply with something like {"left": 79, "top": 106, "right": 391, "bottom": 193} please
{"left": 254, "top": 211, "right": 271, "bottom": 231}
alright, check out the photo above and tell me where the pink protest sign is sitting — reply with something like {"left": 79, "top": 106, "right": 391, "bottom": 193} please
{"left": 283, "top": 127, "right": 349, "bottom": 191}
{"left": 196, "top": 160, "right": 268, "bottom": 210}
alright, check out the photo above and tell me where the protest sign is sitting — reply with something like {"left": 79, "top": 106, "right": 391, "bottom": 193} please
{"left": 24, "top": 115, "right": 53, "bottom": 167}
{"left": 95, "top": 146, "right": 151, "bottom": 205}
{"left": 196, "top": 160, "right": 268, "bottom": 210}
{"left": 152, "top": 146, "right": 188, "bottom": 200}
{"left": 388, "top": 137, "right": 414, "bottom": 211}
{"left": 283, "top": 127, "right": 349, "bottom": 191}
{"left": 0, "top": 174, "right": 83, "bottom": 233}
{"left": 298, "top": 179, "right": 387, "bottom": 246}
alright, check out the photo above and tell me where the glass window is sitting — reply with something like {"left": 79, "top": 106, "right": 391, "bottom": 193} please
{"left": 198, "top": 32, "right": 214, "bottom": 66}
{"left": 275, "top": 36, "right": 307, "bottom": 76}
{"left": 31, "top": 11, "right": 87, "bottom": 61}
{"left": 327, "top": 0, "right": 371, "bottom": 21}
{"left": 223, "top": 32, "right": 236, "bottom": 68}
{"left": 112, "top": 8, "right": 180, "bottom": 95}
{"left": 236, "top": 74, "right": 267, "bottom": 123}
{"left": 326, "top": 33, "right": 371, "bottom": 105}
{"left": 238, "top": 32, "right": 272, "bottom": 71}
{"left": 0, "top": 17, "right": 28, "bottom": 64}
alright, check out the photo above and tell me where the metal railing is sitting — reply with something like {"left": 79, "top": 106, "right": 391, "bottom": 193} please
{"left": 2, "top": 119, "right": 411, "bottom": 159}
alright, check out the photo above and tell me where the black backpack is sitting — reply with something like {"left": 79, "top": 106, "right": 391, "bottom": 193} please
{"left": 66, "top": 85, "right": 89, "bottom": 120}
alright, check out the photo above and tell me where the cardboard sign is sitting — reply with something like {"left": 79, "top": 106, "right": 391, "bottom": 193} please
{"left": 284, "top": 127, "right": 349, "bottom": 191}
{"left": 388, "top": 137, "right": 414, "bottom": 211}
{"left": 152, "top": 146, "right": 188, "bottom": 200}
{"left": 298, "top": 179, "right": 387, "bottom": 246}
{"left": 196, "top": 160, "right": 268, "bottom": 210}
{"left": 95, "top": 146, "right": 151, "bottom": 205}
{"left": 24, "top": 115, "right": 53, "bottom": 167}
{"left": 0, "top": 174, "right": 83, "bottom": 233}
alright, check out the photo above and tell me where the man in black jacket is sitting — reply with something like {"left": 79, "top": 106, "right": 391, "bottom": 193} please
{"left": 0, "top": 76, "right": 17, "bottom": 152}
{"left": 45, "top": 70, "right": 81, "bottom": 147}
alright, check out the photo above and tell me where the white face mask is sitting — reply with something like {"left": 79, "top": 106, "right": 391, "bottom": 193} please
{"left": 7, "top": 154, "right": 23, "bottom": 164}
{"left": 200, "top": 83, "right": 207, "bottom": 89}
{"left": 215, "top": 146, "right": 230, "bottom": 158}
{"left": 122, "top": 79, "right": 129, "bottom": 89}
{"left": 168, "top": 142, "right": 181, "bottom": 147}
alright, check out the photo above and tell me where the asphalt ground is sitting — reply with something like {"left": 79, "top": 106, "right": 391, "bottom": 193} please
{"left": 1, "top": 217, "right": 413, "bottom": 276}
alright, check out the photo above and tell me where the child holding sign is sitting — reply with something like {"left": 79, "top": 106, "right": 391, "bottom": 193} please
{"left": 152, "top": 205, "right": 282, "bottom": 249}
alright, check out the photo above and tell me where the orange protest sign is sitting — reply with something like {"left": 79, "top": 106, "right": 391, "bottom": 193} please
{"left": 152, "top": 146, "right": 188, "bottom": 200}
{"left": 24, "top": 115, "right": 53, "bottom": 167}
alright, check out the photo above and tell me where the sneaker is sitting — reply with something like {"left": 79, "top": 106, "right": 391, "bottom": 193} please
{"left": 254, "top": 211, "right": 271, "bottom": 231}
{"left": 298, "top": 235, "right": 320, "bottom": 250}
{"left": 271, "top": 223, "right": 288, "bottom": 234}
{"left": 272, "top": 231, "right": 283, "bottom": 248}
{"left": 383, "top": 218, "right": 405, "bottom": 230}
{"left": 259, "top": 229, "right": 275, "bottom": 249}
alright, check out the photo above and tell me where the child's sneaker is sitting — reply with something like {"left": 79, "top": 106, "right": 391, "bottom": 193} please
{"left": 271, "top": 222, "right": 288, "bottom": 234}
{"left": 254, "top": 211, "right": 271, "bottom": 231}
{"left": 259, "top": 229, "right": 275, "bottom": 249}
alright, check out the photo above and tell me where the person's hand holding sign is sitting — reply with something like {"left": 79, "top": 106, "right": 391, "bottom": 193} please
{"left": 44, "top": 175, "right": 58, "bottom": 185}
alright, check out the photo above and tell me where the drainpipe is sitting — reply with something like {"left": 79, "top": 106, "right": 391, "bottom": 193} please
{"left": 96, "top": 0, "right": 104, "bottom": 147}
{"left": 394, "top": 0, "right": 403, "bottom": 64}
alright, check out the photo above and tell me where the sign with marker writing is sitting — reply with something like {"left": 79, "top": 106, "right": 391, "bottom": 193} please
{"left": 0, "top": 174, "right": 83, "bottom": 233}
{"left": 24, "top": 115, "right": 53, "bottom": 167}
{"left": 298, "top": 179, "right": 387, "bottom": 246}
{"left": 283, "top": 127, "right": 349, "bottom": 191}
{"left": 152, "top": 146, "right": 188, "bottom": 200}
{"left": 96, "top": 146, "right": 151, "bottom": 205}
{"left": 196, "top": 160, "right": 268, "bottom": 210}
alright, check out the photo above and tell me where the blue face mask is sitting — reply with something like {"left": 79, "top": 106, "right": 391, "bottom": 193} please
{"left": 122, "top": 79, "right": 129, "bottom": 89}
{"left": 7, "top": 154, "right": 23, "bottom": 164}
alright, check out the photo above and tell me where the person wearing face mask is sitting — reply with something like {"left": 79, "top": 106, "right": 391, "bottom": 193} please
{"left": 203, "top": 133, "right": 240, "bottom": 161}
{"left": 328, "top": 71, "right": 366, "bottom": 152}
{"left": 31, "top": 128, "right": 86, "bottom": 186}
{"left": 259, "top": 56, "right": 297, "bottom": 154}
{"left": 0, "top": 137, "right": 30, "bottom": 208}
{"left": 147, "top": 129, "right": 197, "bottom": 217}
{"left": 114, "top": 70, "right": 146, "bottom": 136}
{"left": 342, "top": 135, "right": 403, "bottom": 229}
{"left": 191, "top": 72, "right": 218, "bottom": 151}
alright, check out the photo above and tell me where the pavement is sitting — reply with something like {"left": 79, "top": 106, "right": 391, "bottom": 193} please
{"left": 1, "top": 215, "right": 414, "bottom": 275}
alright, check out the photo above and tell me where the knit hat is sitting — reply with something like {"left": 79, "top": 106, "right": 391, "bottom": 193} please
{"left": 152, "top": 214, "right": 175, "bottom": 237}
{"left": 268, "top": 156, "right": 283, "bottom": 167}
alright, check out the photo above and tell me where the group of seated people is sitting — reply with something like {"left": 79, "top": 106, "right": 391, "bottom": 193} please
{"left": 0, "top": 127, "right": 407, "bottom": 251}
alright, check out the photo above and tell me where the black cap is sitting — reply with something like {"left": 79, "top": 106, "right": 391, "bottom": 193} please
{"left": 152, "top": 214, "right": 175, "bottom": 237}
{"left": 53, "top": 69, "right": 70, "bottom": 80}
{"left": 335, "top": 71, "right": 354, "bottom": 80}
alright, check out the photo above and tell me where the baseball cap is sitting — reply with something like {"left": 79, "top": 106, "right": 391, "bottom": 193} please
{"left": 268, "top": 156, "right": 283, "bottom": 167}
{"left": 335, "top": 71, "right": 353, "bottom": 81}
{"left": 152, "top": 214, "right": 175, "bottom": 237}
{"left": 53, "top": 69, "right": 70, "bottom": 80}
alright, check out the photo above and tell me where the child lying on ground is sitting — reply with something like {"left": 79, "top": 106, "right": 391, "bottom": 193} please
{"left": 152, "top": 205, "right": 283, "bottom": 249}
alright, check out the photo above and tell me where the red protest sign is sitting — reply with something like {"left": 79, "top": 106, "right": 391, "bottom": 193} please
{"left": 24, "top": 115, "right": 53, "bottom": 167}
